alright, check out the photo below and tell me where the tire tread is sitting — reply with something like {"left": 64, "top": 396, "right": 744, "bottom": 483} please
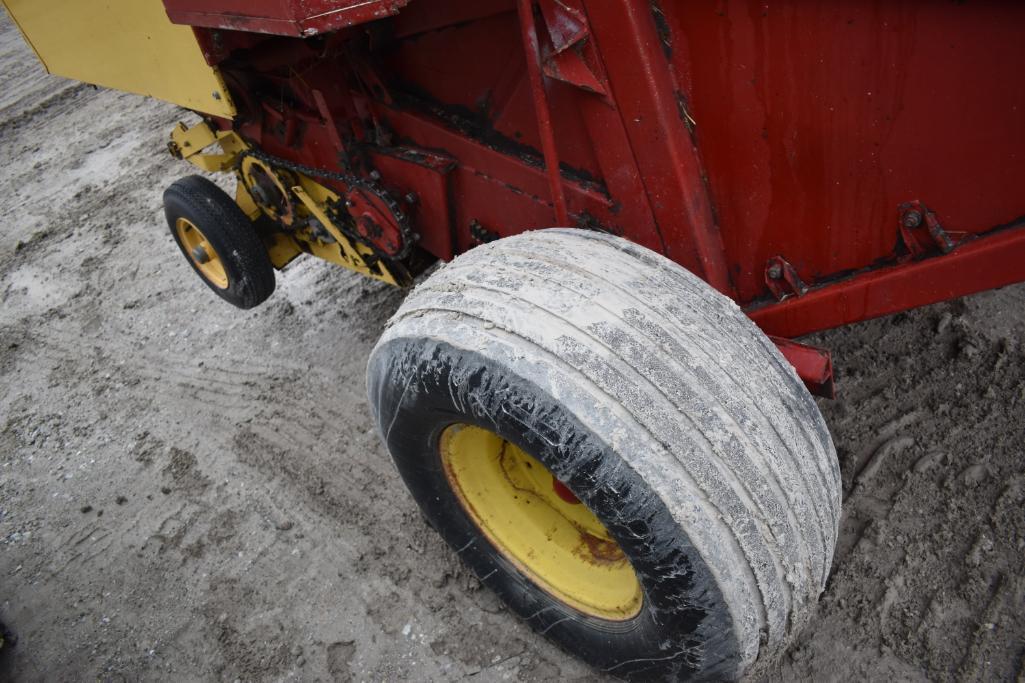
{"left": 375, "top": 229, "right": 841, "bottom": 676}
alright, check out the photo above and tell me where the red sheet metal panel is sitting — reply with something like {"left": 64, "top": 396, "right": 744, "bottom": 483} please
{"left": 164, "top": 0, "right": 411, "bottom": 36}
{"left": 662, "top": 1, "right": 1025, "bottom": 304}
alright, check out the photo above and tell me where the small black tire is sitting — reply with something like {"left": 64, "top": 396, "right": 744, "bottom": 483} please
{"left": 163, "top": 175, "right": 275, "bottom": 309}
{"left": 367, "top": 229, "right": 840, "bottom": 681}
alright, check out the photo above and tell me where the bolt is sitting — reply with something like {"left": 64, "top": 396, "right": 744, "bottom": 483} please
{"left": 404, "top": 192, "right": 417, "bottom": 204}
{"left": 902, "top": 209, "right": 923, "bottom": 229}
{"left": 212, "top": 91, "right": 222, "bottom": 101}
{"left": 191, "top": 245, "right": 211, "bottom": 264}
{"left": 767, "top": 263, "right": 783, "bottom": 280}
{"left": 369, "top": 170, "right": 381, "bottom": 181}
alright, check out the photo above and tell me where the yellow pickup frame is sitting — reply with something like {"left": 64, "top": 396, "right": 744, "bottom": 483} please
{"left": 169, "top": 121, "right": 405, "bottom": 287}
{"left": 169, "top": 121, "right": 248, "bottom": 173}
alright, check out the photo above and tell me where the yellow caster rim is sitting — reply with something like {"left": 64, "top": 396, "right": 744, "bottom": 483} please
{"left": 439, "top": 423, "right": 643, "bottom": 621}
{"left": 175, "top": 217, "right": 228, "bottom": 289}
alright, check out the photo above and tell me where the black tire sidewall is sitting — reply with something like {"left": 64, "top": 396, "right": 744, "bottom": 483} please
{"left": 369, "top": 337, "right": 742, "bottom": 680}
{"left": 163, "top": 176, "right": 274, "bottom": 309}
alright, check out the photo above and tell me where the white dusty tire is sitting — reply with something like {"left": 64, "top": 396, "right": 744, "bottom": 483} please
{"left": 367, "top": 229, "right": 841, "bottom": 680}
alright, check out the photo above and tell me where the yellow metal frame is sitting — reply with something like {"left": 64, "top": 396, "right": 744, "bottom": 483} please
{"left": 440, "top": 423, "right": 644, "bottom": 621}
{"left": 169, "top": 120, "right": 404, "bottom": 287}
{"left": 2, "top": 0, "right": 234, "bottom": 118}
{"left": 169, "top": 122, "right": 248, "bottom": 173}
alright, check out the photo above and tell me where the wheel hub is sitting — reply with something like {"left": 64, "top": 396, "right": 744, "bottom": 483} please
{"left": 439, "top": 423, "right": 643, "bottom": 621}
{"left": 175, "top": 217, "right": 228, "bottom": 289}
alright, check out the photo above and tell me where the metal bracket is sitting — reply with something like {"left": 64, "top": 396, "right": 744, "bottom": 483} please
{"left": 537, "top": 0, "right": 608, "bottom": 96}
{"left": 765, "top": 255, "right": 809, "bottom": 301}
{"left": 898, "top": 200, "right": 957, "bottom": 258}
{"left": 517, "top": 0, "right": 570, "bottom": 226}
{"left": 770, "top": 336, "right": 836, "bottom": 399}
{"left": 169, "top": 121, "right": 247, "bottom": 173}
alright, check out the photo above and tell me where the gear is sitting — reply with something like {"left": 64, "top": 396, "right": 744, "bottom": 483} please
{"left": 345, "top": 187, "right": 406, "bottom": 256}
{"left": 240, "top": 155, "right": 300, "bottom": 228}
{"left": 238, "top": 148, "right": 415, "bottom": 260}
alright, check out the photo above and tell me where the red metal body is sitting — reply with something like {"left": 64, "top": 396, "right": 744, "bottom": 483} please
{"left": 163, "top": 0, "right": 1025, "bottom": 353}
{"left": 165, "top": 0, "right": 413, "bottom": 36}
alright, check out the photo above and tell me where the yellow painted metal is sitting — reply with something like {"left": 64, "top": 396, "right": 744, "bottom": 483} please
{"left": 265, "top": 233, "right": 304, "bottom": 270}
{"left": 238, "top": 182, "right": 306, "bottom": 269}
{"left": 175, "top": 217, "right": 228, "bottom": 289}
{"left": 235, "top": 183, "right": 263, "bottom": 223}
{"left": 439, "top": 424, "right": 644, "bottom": 621}
{"left": 290, "top": 178, "right": 404, "bottom": 287}
{"left": 240, "top": 156, "right": 298, "bottom": 226}
{"left": 2, "top": 0, "right": 234, "bottom": 118}
{"left": 167, "top": 120, "right": 405, "bottom": 286}
{"left": 170, "top": 121, "right": 246, "bottom": 173}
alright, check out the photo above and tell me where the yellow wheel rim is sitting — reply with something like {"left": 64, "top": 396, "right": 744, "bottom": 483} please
{"left": 175, "top": 217, "right": 228, "bottom": 289}
{"left": 440, "top": 424, "right": 643, "bottom": 621}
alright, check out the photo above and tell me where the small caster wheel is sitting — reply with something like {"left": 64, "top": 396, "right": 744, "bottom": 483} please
{"left": 163, "top": 175, "right": 275, "bottom": 309}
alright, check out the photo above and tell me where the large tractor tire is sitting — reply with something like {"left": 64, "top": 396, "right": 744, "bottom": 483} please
{"left": 366, "top": 229, "right": 840, "bottom": 680}
{"left": 163, "top": 175, "right": 275, "bottom": 309}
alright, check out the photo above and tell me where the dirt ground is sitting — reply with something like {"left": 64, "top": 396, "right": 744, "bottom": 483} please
{"left": 1, "top": 12, "right": 1023, "bottom": 682}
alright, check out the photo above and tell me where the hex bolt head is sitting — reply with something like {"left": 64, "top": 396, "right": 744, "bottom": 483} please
{"left": 767, "top": 263, "right": 783, "bottom": 280}
{"left": 902, "top": 210, "right": 923, "bottom": 229}
{"left": 369, "top": 170, "right": 381, "bottom": 181}
{"left": 404, "top": 192, "right": 417, "bottom": 204}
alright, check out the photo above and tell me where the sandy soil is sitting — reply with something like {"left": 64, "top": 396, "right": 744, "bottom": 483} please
{"left": 1, "top": 11, "right": 1023, "bottom": 682}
